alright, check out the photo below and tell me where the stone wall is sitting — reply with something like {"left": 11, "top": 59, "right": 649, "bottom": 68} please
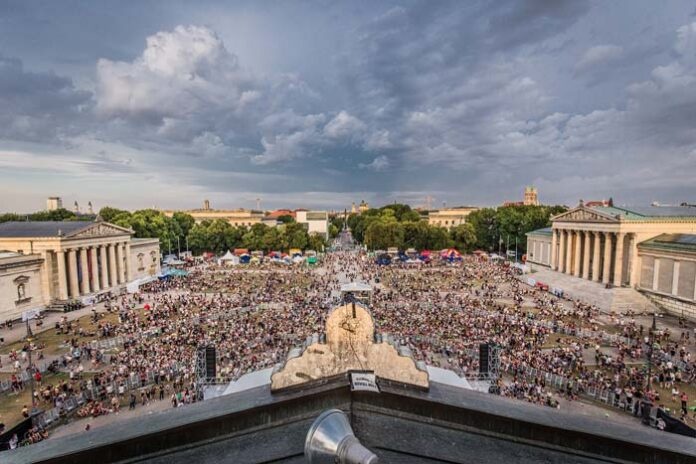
{"left": 0, "top": 254, "right": 45, "bottom": 321}
{"left": 129, "top": 239, "right": 161, "bottom": 280}
{"left": 642, "top": 290, "right": 696, "bottom": 319}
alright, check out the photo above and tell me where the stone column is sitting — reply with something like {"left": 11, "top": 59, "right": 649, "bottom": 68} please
{"left": 565, "top": 231, "right": 573, "bottom": 274}
{"left": 628, "top": 234, "right": 640, "bottom": 288}
{"left": 652, "top": 259, "right": 660, "bottom": 291}
{"left": 550, "top": 229, "right": 558, "bottom": 270}
{"left": 109, "top": 244, "right": 118, "bottom": 286}
{"left": 613, "top": 233, "right": 625, "bottom": 286}
{"left": 592, "top": 232, "right": 601, "bottom": 282}
{"left": 56, "top": 250, "right": 69, "bottom": 300}
{"left": 68, "top": 249, "right": 80, "bottom": 297}
{"left": 582, "top": 231, "right": 591, "bottom": 280}
{"left": 90, "top": 247, "right": 101, "bottom": 293}
{"left": 125, "top": 242, "right": 133, "bottom": 281}
{"left": 602, "top": 233, "right": 612, "bottom": 284}
{"left": 79, "top": 248, "right": 90, "bottom": 294}
{"left": 100, "top": 246, "right": 109, "bottom": 289}
{"left": 558, "top": 229, "right": 566, "bottom": 272}
{"left": 573, "top": 231, "right": 582, "bottom": 276}
{"left": 116, "top": 243, "right": 126, "bottom": 284}
{"left": 672, "top": 261, "right": 680, "bottom": 296}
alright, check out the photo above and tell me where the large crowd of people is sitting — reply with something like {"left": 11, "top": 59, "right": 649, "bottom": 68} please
{"left": 1, "top": 247, "right": 695, "bottom": 447}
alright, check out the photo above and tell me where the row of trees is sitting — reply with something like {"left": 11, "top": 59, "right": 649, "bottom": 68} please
{"left": 187, "top": 220, "right": 326, "bottom": 255}
{"left": 334, "top": 203, "right": 566, "bottom": 254}
{"left": 0, "top": 208, "right": 94, "bottom": 223}
{"left": 333, "top": 204, "right": 477, "bottom": 252}
{"left": 466, "top": 204, "right": 567, "bottom": 254}
{"left": 99, "top": 207, "right": 326, "bottom": 255}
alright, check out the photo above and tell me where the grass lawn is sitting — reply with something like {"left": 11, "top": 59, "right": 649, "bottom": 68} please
{"left": 0, "top": 372, "right": 69, "bottom": 430}
{"left": 0, "top": 312, "right": 121, "bottom": 357}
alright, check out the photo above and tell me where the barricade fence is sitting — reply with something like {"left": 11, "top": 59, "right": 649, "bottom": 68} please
{"left": 32, "top": 361, "right": 187, "bottom": 430}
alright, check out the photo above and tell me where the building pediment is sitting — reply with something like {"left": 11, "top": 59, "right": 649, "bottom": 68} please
{"left": 552, "top": 206, "right": 619, "bottom": 223}
{"left": 64, "top": 222, "right": 133, "bottom": 239}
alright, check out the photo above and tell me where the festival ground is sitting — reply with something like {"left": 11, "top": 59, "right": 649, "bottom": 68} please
{"left": 1, "top": 250, "right": 694, "bottom": 446}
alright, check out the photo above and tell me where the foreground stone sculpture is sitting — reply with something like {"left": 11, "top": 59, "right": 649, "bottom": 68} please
{"left": 271, "top": 302, "right": 429, "bottom": 391}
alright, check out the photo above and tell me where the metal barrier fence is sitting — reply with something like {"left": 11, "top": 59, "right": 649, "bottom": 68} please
{"left": 383, "top": 302, "right": 637, "bottom": 347}
{"left": 32, "top": 361, "right": 186, "bottom": 430}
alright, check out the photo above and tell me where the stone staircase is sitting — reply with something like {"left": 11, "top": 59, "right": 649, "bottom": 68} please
{"left": 608, "top": 287, "right": 660, "bottom": 314}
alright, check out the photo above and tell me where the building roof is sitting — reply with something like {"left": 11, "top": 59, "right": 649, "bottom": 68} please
{"left": 591, "top": 205, "right": 696, "bottom": 220}
{"left": 10, "top": 376, "right": 696, "bottom": 464}
{"left": 0, "top": 221, "right": 133, "bottom": 239}
{"left": 526, "top": 227, "right": 553, "bottom": 236}
{"left": 638, "top": 234, "right": 696, "bottom": 254}
{"left": 0, "top": 221, "right": 94, "bottom": 238}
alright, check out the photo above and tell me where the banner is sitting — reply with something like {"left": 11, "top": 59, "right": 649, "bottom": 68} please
{"left": 350, "top": 371, "right": 380, "bottom": 393}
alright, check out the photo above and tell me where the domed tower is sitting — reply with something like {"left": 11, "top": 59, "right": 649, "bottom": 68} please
{"left": 524, "top": 186, "right": 539, "bottom": 206}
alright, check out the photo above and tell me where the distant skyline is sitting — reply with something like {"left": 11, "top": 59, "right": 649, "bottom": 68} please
{"left": 1, "top": 1, "right": 696, "bottom": 212}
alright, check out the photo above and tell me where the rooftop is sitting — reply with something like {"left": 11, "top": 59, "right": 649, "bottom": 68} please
{"left": 526, "top": 227, "right": 553, "bottom": 236}
{"left": 638, "top": 233, "right": 696, "bottom": 253}
{"left": 591, "top": 205, "right": 696, "bottom": 220}
{"left": 9, "top": 377, "right": 695, "bottom": 464}
{"left": 0, "top": 221, "right": 93, "bottom": 238}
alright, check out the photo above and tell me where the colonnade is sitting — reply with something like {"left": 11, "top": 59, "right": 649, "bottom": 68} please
{"left": 550, "top": 229, "right": 636, "bottom": 287}
{"left": 55, "top": 241, "right": 132, "bottom": 300}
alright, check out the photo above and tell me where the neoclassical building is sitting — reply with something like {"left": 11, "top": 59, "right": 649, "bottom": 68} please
{"left": 526, "top": 203, "right": 696, "bottom": 316}
{"left": 0, "top": 221, "right": 160, "bottom": 320}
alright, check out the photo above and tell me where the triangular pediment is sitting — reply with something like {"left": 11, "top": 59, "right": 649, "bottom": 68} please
{"left": 552, "top": 206, "right": 619, "bottom": 223}
{"left": 64, "top": 221, "right": 134, "bottom": 238}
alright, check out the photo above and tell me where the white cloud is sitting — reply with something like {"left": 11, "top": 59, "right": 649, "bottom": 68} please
{"left": 323, "top": 111, "right": 366, "bottom": 139}
{"left": 359, "top": 155, "right": 389, "bottom": 171}
{"left": 575, "top": 44, "right": 623, "bottom": 72}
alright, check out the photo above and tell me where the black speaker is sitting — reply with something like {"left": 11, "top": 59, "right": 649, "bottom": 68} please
{"left": 479, "top": 343, "right": 489, "bottom": 376}
{"left": 205, "top": 346, "right": 216, "bottom": 379}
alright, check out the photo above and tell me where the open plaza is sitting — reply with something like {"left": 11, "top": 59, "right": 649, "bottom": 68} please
{"left": 0, "top": 229, "right": 695, "bottom": 454}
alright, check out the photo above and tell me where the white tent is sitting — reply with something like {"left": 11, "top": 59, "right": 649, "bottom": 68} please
{"left": 218, "top": 250, "right": 240, "bottom": 266}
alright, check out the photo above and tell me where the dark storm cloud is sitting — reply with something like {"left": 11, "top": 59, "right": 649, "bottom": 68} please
{"left": 0, "top": 55, "right": 92, "bottom": 142}
{"left": 0, "top": 0, "right": 695, "bottom": 211}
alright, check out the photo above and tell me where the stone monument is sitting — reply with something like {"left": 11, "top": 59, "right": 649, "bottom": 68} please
{"left": 271, "top": 302, "right": 429, "bottom": 391}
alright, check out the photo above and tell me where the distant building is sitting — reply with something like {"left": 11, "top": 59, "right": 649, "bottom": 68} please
{"left": 0, "top": 221, "right": 160, "bottom": 320}
{"left": 526, "top": 201, "right": 696, "bottom": 317}
{"left": 267, "top": 209, "right": 296, "bottom": 219}
{"left": 296, "top": 210, "right": 329, "bottom": 239}
{"left": 504, "top": 186, "right": 540, "bottom": 207}
{"left": 350, "top": 200, "right": 370, "bottom": 214}
{"left": 428, "top": 207, "right": 478, "bottom": 229}
{"left": 162, "top": 201, "right": 264, "bottom": 227}
{"left": 524, "top": 186, "right": 539, "bottom": 206}
{"left": 46, "top": 197, "right": 63, "bottom": 211}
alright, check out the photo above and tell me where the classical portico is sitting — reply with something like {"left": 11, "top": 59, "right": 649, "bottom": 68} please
{"left": 0, "top": 221, "right": 145, "bottom": 303}
{"left": 541, "top": 203, "right": 696, "bottom": 288}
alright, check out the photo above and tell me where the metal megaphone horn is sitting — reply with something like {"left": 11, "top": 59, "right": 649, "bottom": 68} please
{"left": 304, "top": 409, "right": 379, "bottom": 463}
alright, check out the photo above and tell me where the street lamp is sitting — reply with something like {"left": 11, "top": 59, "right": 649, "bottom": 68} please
{"left": 646, "top": 312, "right": 657, "bottom": 391}
{"left": 23, "top": 313, "right": 42, "bottom": 417}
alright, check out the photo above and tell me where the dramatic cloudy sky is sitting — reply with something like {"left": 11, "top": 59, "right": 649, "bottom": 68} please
{"left": 1, "top": 0, "right": 696, "bottom": 212}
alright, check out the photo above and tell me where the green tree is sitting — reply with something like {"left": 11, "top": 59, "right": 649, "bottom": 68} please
{"left": 172, "top": 212, "right": 195, "bottom": 239}
{"left": 364, "top": 220, "right": 404, "bottom": 250}
{"left": 277, "top": 214, "right": 295, "bottom": 224}
{"left": 450, "top": 223, "right": 477, "bottom": 252}
{"left": 98, "top": 207, "right": 129, "bottom": 223}
{"left": 307, "top": 234, "right": 326, "bottom": 252}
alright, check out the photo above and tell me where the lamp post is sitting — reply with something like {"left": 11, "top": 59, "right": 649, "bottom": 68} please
{"left": 24, "top": 316, "right": 40, "bottom": 417}
{"left": 646, "top": 312, "right": 657, "bottom": 391}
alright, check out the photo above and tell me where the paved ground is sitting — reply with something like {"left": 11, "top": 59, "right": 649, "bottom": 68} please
{"left": 0, "top": 300, "right": 114, "bottom": 347}
{"left": 525, "top": 267, "right": 658, "bottom": 314}
{"left": 524, "top": 267, "right": 694, "bottom": 341}
{"left": 48, "top": 397, "right": 173, "bottom": 440}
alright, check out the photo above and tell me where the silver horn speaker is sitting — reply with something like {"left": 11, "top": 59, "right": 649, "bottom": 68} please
{"left": 305, "top": 409, "right": 379, "bottom": 464}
